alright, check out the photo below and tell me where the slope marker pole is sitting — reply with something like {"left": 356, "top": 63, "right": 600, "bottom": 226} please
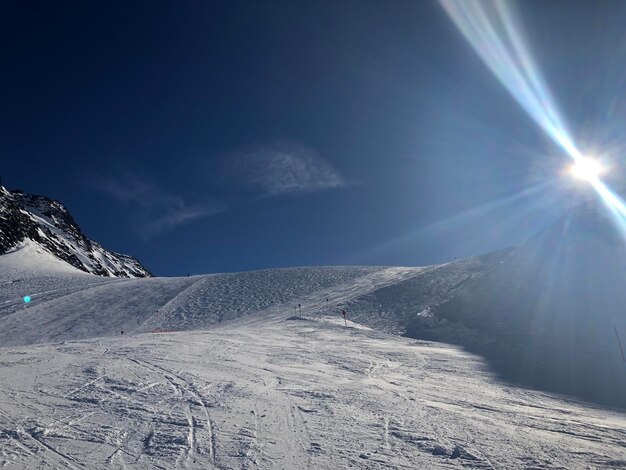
{"left": 614, "top": 325, "right": 626, "bottom": 363}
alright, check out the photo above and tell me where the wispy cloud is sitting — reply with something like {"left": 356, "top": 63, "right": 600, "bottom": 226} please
{"left": 221, "top": 142, "right": 345, "bottom": 197}
{"left": 98, "top": 143, "right": 342, "bottom": 238}
{"left": 100, "top": 175, "right": 224, "bottom": 239}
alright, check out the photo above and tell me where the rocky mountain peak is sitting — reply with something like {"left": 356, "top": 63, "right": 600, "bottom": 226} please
{"left": 0, "top": 186, "right": 151, "bottom": 278}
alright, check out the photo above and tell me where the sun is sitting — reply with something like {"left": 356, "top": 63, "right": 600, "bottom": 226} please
{"left": 570, "top": 157, "right": 604, "bottom": 181}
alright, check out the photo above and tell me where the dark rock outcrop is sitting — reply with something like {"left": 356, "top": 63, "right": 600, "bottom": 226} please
{"left": 0, "top": 186, "right": 151, "bottom": 277}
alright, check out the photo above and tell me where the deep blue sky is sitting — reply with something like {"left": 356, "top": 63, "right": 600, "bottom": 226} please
{"left": 3, "top": 0, "right": 625, "bottom": 276}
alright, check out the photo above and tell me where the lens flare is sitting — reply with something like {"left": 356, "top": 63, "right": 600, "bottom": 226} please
{"left": 23, "top": 296, "right": 31, "bottom": 303}
{"left": 570, "top": 158, "right": 604, "bottom": 181}
{"left": 440, "top": 0, "right": 626, "bottom": 238}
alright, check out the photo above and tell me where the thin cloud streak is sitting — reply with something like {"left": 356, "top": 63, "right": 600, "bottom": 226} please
{"left": 221, "top": 143, "right": 345, "bottom": 197}
{"left": 100, "top": 143, "right": 342, "bottom": 239}
{"left": 100, "top": 176, "right": 224, "bottom": 239}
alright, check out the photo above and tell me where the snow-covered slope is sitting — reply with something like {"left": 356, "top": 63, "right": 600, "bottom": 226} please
{"left": 330, "top": 250, "right": 511, "bottom": 336}
{"left": 3, "top": 197, "right": 625, "bottom": 410}
{"left": 1, "top": 315, "right": 625, "bottom": 469}
{"left": 0, "top": 265, "right": 420, "bottom": 346}
{"left": 0, "top": 241, "right": 120, "bottom": 314}
{"left": 1, "top": 240, "right": 626, "bottom": 468}
{"left": 0, "top": 250, "right": 506, "bottom": 347}
{"left": 2, "top": 198, "right": 626, "bottom": 467}
{"left": 0, "top": 186, "right": 150, "bottom": 277}
{"left": 406, "top": 201, "right": 626, "bottom": 408}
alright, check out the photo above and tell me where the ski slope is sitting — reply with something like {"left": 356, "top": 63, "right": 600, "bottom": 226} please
{"left": 1, "top": 246, "right": 626, "bottom": 469}
{"left": 0, "top": 244, "right": 493, "bottom": 346}
{"left": 0, "top": 246, "right": 422, "bottom": 345}
{"left": 1, "top": 319, "right": 625, "bottom": 469}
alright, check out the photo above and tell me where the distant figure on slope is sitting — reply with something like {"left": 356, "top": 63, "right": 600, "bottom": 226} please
{"left": 341, "top": 309, "right": 347, "bottom": 327}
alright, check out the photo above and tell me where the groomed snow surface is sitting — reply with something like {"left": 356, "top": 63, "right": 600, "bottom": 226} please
{"left": 1, "top": 247, "right": 625, "bottom": 469}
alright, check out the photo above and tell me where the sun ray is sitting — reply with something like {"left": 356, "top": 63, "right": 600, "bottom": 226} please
{"left": 440, "top": 0, "right": 626, "bottom": 239}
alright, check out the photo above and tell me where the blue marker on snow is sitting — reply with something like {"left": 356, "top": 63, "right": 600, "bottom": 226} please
{"left": 23, "top": 296, "right": 31, "bottom": 303}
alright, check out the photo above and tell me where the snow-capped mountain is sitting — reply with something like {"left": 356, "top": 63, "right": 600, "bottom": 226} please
{"left": 0, "top": 185, "right": 150, "bottom": 277}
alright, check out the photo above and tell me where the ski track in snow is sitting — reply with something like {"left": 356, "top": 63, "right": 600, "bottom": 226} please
{"left": 1, "top": 319, "right": 626, "bottom": 469}
{"left": 0, "top": 258, "right": 626, "bottom": 468}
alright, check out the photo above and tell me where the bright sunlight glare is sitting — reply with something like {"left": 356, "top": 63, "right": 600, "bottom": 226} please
{"left": 570, "top": 158, "right": 604, "bottom": 182}
{"left": 440, "top": 0, "right": 626, "bottom": 240}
